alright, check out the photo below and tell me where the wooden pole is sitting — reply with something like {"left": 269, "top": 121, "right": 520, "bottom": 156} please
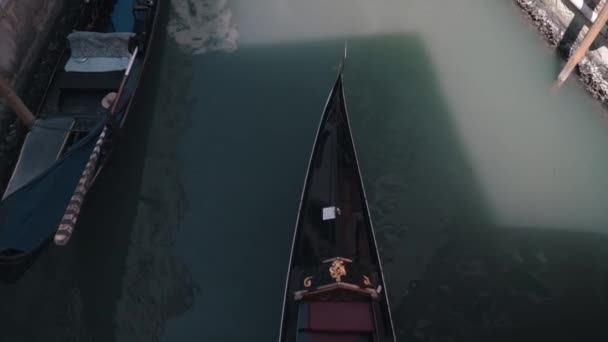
{"left": 0, "top": 78, "right": 35, "bottom": 128}
{"left": 54, "top": 47, "right": 139, "bottom": 246}
{"left": 553, "top": 2, "right": 608, "bottom": 90}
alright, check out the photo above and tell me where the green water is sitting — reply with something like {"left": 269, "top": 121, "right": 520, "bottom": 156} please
{"left": 2, "top": 0, "right": 608, "bottom": 341}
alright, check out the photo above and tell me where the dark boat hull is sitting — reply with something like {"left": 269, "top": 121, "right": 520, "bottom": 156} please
{"left": 279, "top": 66, "right": 396, "bottom": 341}
{"left": 0, "top": 0, "right": 163, "bottom": 266}
{"left": 92, "top": 0, "right": 166, "bottom": 183}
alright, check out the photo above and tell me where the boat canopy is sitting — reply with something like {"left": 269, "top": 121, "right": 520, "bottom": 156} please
{"left": 0, "top": 119, "right": 103, "bottom": 253}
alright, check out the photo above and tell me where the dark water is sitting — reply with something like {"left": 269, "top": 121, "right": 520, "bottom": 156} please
{"left": 2, "top": 0, "right": 608, "bottom": 341}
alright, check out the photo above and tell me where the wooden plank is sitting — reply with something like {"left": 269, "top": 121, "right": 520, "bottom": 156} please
{"left": 553, "top": 2, "right": 608, "bottom": 90}
{"left": 0, "top": 78, "right": 35, "bottom": 128}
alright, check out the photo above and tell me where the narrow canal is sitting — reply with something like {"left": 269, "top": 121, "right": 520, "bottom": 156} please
{"left": 2, "top": 0, "right": 608, "bottom": 341}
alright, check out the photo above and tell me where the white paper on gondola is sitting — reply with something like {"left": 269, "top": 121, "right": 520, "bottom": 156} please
{"left": 323, "top": 206, "right": 337, "bottom": 221}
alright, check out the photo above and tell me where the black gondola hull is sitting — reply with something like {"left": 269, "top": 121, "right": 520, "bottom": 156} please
{"left": 279, "top": 68, "right": 396, "bottom": 341}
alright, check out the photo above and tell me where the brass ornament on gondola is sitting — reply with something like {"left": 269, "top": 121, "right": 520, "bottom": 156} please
{"left": 304, "top": 276, "right": 312, "bottom": 288}
{"left": 329, "top": 259, "right": 347, "bottom": 282}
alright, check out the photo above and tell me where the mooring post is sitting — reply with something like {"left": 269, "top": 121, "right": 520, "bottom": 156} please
{"left": 553, "top": 2, "right": 608, "bottom": 90}
{"left": 0, "top": 78, "right": 35, "bottom": 128}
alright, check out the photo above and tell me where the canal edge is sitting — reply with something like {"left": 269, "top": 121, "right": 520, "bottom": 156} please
{"left": 514, "top": 0, "right": 608, "bottom": 102}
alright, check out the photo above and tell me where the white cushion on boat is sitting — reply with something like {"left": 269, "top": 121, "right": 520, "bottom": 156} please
{"left": 65, "top": 56, "right": 131, "bottom": 73}
{"left": 65, "top": 31, "right": 134, "bottom": 72}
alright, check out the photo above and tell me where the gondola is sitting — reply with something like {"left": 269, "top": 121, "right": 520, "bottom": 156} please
{"left": 279, "top": 57, "right": 397, "bottom": 341}
{"left": 0, "top": 0, "right": 162, "bottom": 265}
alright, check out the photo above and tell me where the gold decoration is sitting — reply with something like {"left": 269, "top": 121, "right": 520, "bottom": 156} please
{"left": 329, "top": 259, "right": 347, "bottom": 282}
{"left": 304, "top": 276, "right": 312, "bottom": 288}
{"left": 363, "top": 275, "right": 371, "bottom": 286}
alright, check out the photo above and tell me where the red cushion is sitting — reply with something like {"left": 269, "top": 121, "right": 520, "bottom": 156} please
{"left": 309, "top": 302, "right": 374, "bottom": 333}
{"left": 303, "top": 332, "right": 372, "bottom": 342}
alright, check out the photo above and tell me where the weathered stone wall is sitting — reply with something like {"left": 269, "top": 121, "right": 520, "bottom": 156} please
{"left": 537, "top": 0, "right": 608, "bottom": 71}
{"left": 0, "top": 0, "right": 65, "bottom": 87}
{"left": 0, "top": 0, "right": 65, "bottom": 193}
{"left": 515, "top": 0, "right": 608, "bottom": 101}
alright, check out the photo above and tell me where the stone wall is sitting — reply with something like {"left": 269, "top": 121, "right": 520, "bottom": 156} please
{"left": 515, "top": 0, "right": 608, "bottom": 100}
{"left": 0, "top": 0, "right": 65, "bottom": 87}
{"left": 0, "top": 0, "right": 65, "bottom": 193}
{"left": 539, "top": 0, "right": 608, "bottom": 70}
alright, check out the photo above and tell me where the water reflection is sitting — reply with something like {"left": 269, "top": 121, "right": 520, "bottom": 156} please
{"left": 228, "top": 0, "right": 608, "bottom": 232}
{"left": 352, "top": 34, "right": 608, "bottom": 341}
{"left": 167, "top": 0, "right": 239, "bottom": 54}
{"left": 112, "top": 35, "right": 199, "bottom": 341}
{"left": 231, "top": 0, "right": 410, "bottom": 45}
{"left": 159, "top": 38, "right": 346, "bottom": 342}
{"left": 395, "top": 227, "right": 608, "bottom": 341}
{"left": 2, "top": 0, "right": 608, "bottom": 340}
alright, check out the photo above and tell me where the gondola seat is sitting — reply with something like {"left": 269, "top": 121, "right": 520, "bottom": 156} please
{"left": 308, "top": 302, "right": 374, "bottom": 332}
{"left": 43, "top": 31, "right": 134, "bottom": 113}
{"left": 55, "top": 70, "right": 124, "bottom": 91}
{"left": 296, "top": 332, "right": 372, "bottom": 342}
{"left": 295, "top": 302, "right": 375, "bottom": 342}
{"left": 65, "top": 31, "right": 135, "bottom": 73}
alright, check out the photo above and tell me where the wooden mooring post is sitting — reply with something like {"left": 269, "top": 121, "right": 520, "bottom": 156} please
{"left": 553, "top": 2, "right": 608, "bottom": 90}
{"left": 0, "top": 78, "right": 35, "bottom": 128}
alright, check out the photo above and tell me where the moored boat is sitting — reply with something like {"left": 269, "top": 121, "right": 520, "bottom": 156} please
{"left": 279, "top": 58, "right": 396, "bottom": 341}
{"left": 0, "top": 0, "right": 162, "bottom": 264}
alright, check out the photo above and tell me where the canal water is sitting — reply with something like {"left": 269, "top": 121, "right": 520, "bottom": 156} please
{"left": 2, "top": 0, "right": 608, "bottom": 341}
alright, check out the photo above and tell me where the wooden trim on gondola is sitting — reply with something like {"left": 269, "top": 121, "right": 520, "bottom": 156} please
{"left": 294, "top": 282, "right": 379, "bottom": 301}
{"left": 322, "top": 256, "right": 353, "bottom": 264}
